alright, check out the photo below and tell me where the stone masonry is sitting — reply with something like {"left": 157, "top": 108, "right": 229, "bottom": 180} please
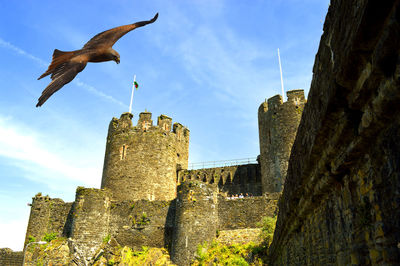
{"left": 16, "top": 111, "right": 280, "bottom": 266}
{"left": 101, "top": 112, "right": 189, "bottom": 201}
{"left": 258, "top": 89, "right": 306, "bottom": 193}
{"left": 268, "top": 0, "right": 400, "bottom": 264}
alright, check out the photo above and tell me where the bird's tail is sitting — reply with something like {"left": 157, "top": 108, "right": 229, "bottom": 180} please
{"left": 38, "top": 49, "right": 76, "bottom": 80}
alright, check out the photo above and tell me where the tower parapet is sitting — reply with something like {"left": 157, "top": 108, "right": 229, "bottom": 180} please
{"left": 258, "top": 90, "right": 306, "bottom": 193}
{"left": 101, "top": 111, "right": 189, "bottom": 201}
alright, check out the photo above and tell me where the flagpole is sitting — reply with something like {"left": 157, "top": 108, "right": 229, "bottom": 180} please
{"left": 278, "top": 48, "right": 285, "bottom": 99}
{"left": 129, "top": 75, "right": 136, "bottom": 114}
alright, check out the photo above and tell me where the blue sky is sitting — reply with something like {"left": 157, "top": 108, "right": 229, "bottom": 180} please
{"left": 0, "top": 0, "right": 329, "bottom": 250}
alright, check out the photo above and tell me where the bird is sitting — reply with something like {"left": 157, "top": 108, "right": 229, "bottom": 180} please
{"left": 36, "top": 13, "right": 158, "bottom": 107}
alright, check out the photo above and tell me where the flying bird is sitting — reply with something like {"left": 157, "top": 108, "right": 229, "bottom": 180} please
{"left": 36, "top": 13, "right": 158, "bottom": 107}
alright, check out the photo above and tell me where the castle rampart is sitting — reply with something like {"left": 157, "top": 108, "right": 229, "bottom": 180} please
{"left": 101, "top": 112, "right": 189, "bottom": 201}
{"left": 217, "top": 193, "right": 279, "bottom": 230}
{"left": 258, "top": 89, "right": 306, "bottom": 193}
{"left": 178, "top": 164, "right": 262, "bottom": 196}
{"left": 268, "top": 1, "right": 400, "bottom": 264}
{"left": 108, "top": 199, "right": 176, "bottom": 250}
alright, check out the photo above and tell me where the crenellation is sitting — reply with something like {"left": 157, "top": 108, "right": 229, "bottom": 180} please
{"left": 178, "top": 164, "right": 262, "bottom": 196}
{"left": 286, "top": 89, "right": 306, "bottom": 104}
{"left": 118, "top": 112, "right": 133, "bottom": 130}
{"left": 157, "top": 114, "right": 172, "bottom": 131}
{"left": 137, "top": 111, "right": 153, "bottom": 130}
{"left": 267, "top": 94, "right": 283, "bottom": 110}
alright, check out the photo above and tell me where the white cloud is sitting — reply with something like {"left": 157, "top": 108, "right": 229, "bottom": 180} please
{"left": 0, "top": 116, "right": 101, "bottom": 187}
{"left": 0, "top": 218, "right": 28, "bottom": 251}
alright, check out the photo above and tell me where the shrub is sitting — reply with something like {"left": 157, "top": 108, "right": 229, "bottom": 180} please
{"left": 258, "top": 215, "right": 277, "bottom": 248}
{"left": 103, "top": 234, "right": 111, "bottom": 244}
{"left": 42, "top": 232, "right": 57, "bottom": 243}
{"left": 192, "top": 240, "right": 259, "bottom": 266}
{"left": 27, "top": 235, "right": 36, "bottom": 243}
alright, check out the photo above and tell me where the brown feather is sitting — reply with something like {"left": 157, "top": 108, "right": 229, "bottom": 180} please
{"left": 38, "top": 49, "right": 76, "bottom": 80}
{"left": 36, "top": 61, "right": 87, "bottom": 107}
{"left": 82, "top": 13, "right": 158, "bottom": 50}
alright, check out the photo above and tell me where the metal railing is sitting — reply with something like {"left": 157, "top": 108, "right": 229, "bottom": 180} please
{"left": 188, "top": 157, "right": 258, "bottom": 170}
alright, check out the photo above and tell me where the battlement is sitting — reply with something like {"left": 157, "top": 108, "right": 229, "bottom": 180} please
{"left": 267, "top": 94, "right": 283, "bottom": 110}
{"left": 263, "top": 89, "right": 306, "bottom": 111}
{"left": 286, "top": 89, "right": 305, "bottom": 103}
{"left": 110, "top": 111, "right": 189, "bottom": 138}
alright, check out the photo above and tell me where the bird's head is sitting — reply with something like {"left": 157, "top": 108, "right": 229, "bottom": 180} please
{"left": 110, "top": 50, "right": 120, "bottom": 64}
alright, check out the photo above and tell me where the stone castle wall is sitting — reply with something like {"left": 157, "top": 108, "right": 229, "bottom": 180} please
{"left": 24, "top": 194, "right": 73, "bottom": 247}
{"left": 268, "top": 1, "right": 400, "bottom": 264}
{"left": 101, "top": 112, "right": 189, "bottom": 201}
{"left": 258, "top": 90, "right": 305, "bottom": 193}
{"left": 217, "top": 193, "right": 279, "bottom": 230}
{"left": 109, "top": 199, "right": 176, "bottom": 250}
{"left": 0, "top": 249, "right": 23, "bottom": 266}
{"left": 178, "top": 164, "right": 262, "bottom": 196}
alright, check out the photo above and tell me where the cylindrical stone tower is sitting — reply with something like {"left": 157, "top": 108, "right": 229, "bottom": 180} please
{"left": 171, "top": 180, "right": 218, "bottom": 266}
{"left": 258, "top": 89, "right": 306, "bottom": 193}
{"left": 101, "top": 112, "right": 189, "bottom": 201}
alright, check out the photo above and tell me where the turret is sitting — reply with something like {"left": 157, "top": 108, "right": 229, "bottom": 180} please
{"left": 101, "top": 111, "right": 189, "bottom": 201}
{"left": 258, "top": 90, "right": 306, "bottom": 193}
{"left": 171, "top": 180, "right": 218, "bottom": 265}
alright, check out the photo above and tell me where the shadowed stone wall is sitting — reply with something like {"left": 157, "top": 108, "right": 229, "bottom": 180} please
{"left": 269, "top": 1, "right": 400, "bottom": 264}
{"left": 178, "top": 164, "right": 262, "bottom": 196}
{"left": 101, "top": 112, "right": 189, "bottom": 201}
{"left": 258, "top": 90, "right": 306, "bottom": 193}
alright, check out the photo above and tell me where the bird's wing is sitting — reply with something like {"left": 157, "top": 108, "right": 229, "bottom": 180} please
{"left": 36, "top": 61, "right": 87, "bottom": 107}
{"left": 82, "top": 13, "right": 158, "bottom": 50}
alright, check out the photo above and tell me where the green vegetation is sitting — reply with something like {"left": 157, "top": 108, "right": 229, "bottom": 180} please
{"left": 42, "top": 232, "right": 58, "bottom": 243}
{"left": 257, "top": 215, "right": 277, "bottom": 249}
{"left": 103, "top": 234, "right": 111, "bottom": 244}
{"left": 137, "top": 212, "right": 150, "bottom": 226}
{"left": 119, "top": 246, "right": 174, "bottom": 265}
{"left": 192, "top": 240, "right": 261, "bottom": 266}
{"left": 192, "top": 215, "right": 277, "bottom": 265}
{"left": 28, "top": 235, "right": 36, "bottom": 244}
{"left": 130, "top": 212, "right": 151, "bottom": 227}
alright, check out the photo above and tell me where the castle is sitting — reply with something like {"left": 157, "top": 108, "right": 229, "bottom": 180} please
{"left": 3, "top": 1, "right": 400, "bottom": 264}
{"left": 0, "top": 90, "right": 305, "bottom": 265}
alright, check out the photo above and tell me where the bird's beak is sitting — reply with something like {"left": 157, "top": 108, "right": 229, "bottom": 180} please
{"left": 116, "top": 58, "right": 120, "bottom": 64}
